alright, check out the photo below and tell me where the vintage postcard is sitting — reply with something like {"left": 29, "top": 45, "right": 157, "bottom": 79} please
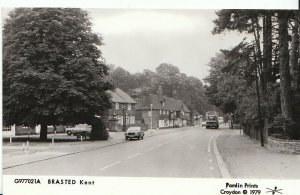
{"left": 1, "top": 1, "right": 299, "bottom": 195}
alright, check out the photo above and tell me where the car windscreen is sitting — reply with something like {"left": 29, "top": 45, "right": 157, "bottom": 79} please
{"left": 127, "top": 127, "right": 141, "bottom": 131}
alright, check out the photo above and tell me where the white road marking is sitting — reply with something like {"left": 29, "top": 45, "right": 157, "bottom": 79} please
{"left": 126, "top": 153, "right": 141, "bottom": 160}
{"left": 156, "top": 144, "right": 163, "bottom": 147}
{"left": 209, "top": 166, "right": 214, "bottom": 170}
{"left": 209, "top": 159, "right": 213, "bottom": 162}
{"left": 144, "top": 147, "right": 156, "bottom": 152}
{"left": 208, "top": 134, "right": 215, "bottom": 153}
{"left": 212, "top": 131, "right": 231, "bottom": 178}
{"left": 99, "top": 161, "right": 121, "bottom": 171}
{"left": 208, "top": 131, "right": 222, "bottom": 153}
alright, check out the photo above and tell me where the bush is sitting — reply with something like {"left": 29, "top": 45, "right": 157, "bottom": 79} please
{"left": 268, "top": 115, "right": 299, "bottom": 140}
{"left": 90, "top": 118, "right": 109, "bottom": 140}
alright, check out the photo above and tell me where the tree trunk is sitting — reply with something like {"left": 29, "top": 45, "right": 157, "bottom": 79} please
{"left": 278, "top": 11, "right": 293, "bottom": 120}
{"left": 290, "top": 20, "right": 299, "bottom": 91}
{"left": 298, "top": 16, "right": 300, "bottom": 90}
{"left": 263, "top": 13, "right": 273, "bottom": 87}
{"left": 262, "top": 13, "right": 273, "bottom": 120}
{"left": 40, "top": 123, "right": 48, "bottom": 141}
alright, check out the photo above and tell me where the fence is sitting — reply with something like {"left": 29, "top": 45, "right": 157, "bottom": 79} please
{"left": 2, "top": 125, "right": 15, "bottom": 136}
{"left": 243, "top": 120, "right": 268, "bottom": 144}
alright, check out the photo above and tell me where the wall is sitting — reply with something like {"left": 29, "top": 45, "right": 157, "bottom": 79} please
{"left": 268, "top": 136, "right": 300, "bottom": 154}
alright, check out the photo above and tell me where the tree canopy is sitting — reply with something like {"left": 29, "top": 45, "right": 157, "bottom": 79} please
{"left": 207, "top": 9, "right": 300, "bottom": 139}
{"left": 110, "top": 63, "right": 215, "bottom": 116}
{"left": 3, "top": 8, "right": 113, "bottom": 140}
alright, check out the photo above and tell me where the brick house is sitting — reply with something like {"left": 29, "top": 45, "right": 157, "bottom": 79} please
{"left": 135, "top": 93, "right": 191, "bottom": 129}
{"left": 107, "top": 88, "right": 137, "bottom": 131}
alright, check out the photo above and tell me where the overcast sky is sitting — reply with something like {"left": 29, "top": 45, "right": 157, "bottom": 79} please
{"left": 86, "top": 9, "right": 246, "bottom": 80}
{"left": 2, "top": 8, "right": 247, "bottom": 81}
{"left": 1, "top": 0, "right": 298, "bottom": 82}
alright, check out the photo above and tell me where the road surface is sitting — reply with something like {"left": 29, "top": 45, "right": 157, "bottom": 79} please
{"left": 3, "top": 127, "right": 223, "bottom": 178}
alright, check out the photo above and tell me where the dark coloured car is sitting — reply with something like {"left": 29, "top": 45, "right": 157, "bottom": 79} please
{"left": 206, "top": 115, "right": 219, "bottom": 129}
{"left": 125, "top": 126, "right": 144, "bottom": 140}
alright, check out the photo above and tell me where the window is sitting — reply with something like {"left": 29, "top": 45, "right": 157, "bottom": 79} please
{"left": 148, "top": 111, "right": 152, "bottom": 116}
{"left": 130, "top": 116, "right": 135, "bottom": 124}
{"left": 115, "top": 103, "right": 119, "bottom": 110}
{"left": 128, "top": 103, "right": 131, "bottom": 110}
{"left": 117, "top": 115, "right": 123, "bottom": 125}
{"left": 160, "top": 110, "right": 162, "bottom": 115}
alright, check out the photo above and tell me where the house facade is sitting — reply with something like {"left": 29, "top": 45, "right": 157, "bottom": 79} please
{"left": 107, "top": 88, "right": 137, "bottom": 131}
{"left": 135, "top": 93, "right": 191, "bottom": 129}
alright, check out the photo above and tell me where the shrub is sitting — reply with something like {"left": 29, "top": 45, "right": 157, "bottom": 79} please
{"left": 90, "top": 118, "right": 109, "bottom": 140}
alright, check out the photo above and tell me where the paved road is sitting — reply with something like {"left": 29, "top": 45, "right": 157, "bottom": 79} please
{"left": 3, "top": 127, "right": 223, "bottom": 178}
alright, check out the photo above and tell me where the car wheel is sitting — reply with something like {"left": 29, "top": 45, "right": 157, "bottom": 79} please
{"left": 67, "top": 131, "right": 72, "bottom": 136}
{"left": 141, "top": 136, "right": 144, "bottom": 140}
{"left": 125, "top": 137, "right": 128, "bottom": 140}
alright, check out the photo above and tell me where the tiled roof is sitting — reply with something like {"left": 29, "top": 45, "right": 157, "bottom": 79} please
{"left": 108, "top": 88, "right": 136, "bottom": 104}
{"left": 193, "top": 110, "right": 200, "bottom": 115}
{"left": 136, "top": 94, "right": 190, "bottom": 112}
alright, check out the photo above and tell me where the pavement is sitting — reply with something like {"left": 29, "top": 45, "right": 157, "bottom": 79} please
{"left": 2, "top": 127, "right": 190, "bottom": 169}
{"left": 216, "top": 129, "right": 300, "bottom": 179}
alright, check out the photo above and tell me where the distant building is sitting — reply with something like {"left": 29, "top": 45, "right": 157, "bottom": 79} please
{"left": 107, "top": 88, "right": 137, "bottom": 131}
{"left": 135, "top": 93, "right": 191, "bottom": 129}
{"left": 192, "top": 110, "right": 202, "bottom": 126}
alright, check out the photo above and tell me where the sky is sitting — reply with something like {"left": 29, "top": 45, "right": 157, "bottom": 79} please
{"left": 86, "top": 9, "right": 246, "bottom": 81}
{"left": 0, "top": 1, "right": 298, "bottom": 81}
{"left": 1, "top": 8, "right": 247, "bottom": 81}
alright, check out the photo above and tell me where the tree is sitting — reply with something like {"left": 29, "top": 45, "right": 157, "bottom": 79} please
{"left": 278, "top": 11, "right": 293, "bottom": 119}
{"left": 211, "top": 9, "right": 300, "bottom": 139}
{"left": 110, "top": 66, "right": 137, "bottom": 93}
{"left": 109, "top": 63, "right": 214, "bottom": 116}
{"left": 3, "top": 8, "right": 113, "bottom": 141}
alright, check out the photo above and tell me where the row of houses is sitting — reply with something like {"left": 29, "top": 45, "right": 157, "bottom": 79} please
{"left": 3, "top": 88, "right": 202, "bottom": 135}
{"left": 107, "top": 88, "right": 202, "bottom": 131}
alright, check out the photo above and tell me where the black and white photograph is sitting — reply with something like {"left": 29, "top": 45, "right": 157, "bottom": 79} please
{"left": 1, "top": 1, "right": 300, "bottom": 194}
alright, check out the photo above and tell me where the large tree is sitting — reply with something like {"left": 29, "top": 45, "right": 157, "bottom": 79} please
{"left": 278, "top": 11, "right": 293, "bottom": 120}
{"left": 3, "top": 8, "right": 113, "bottom": 141}
{"left": 211, "top": 10, "right": 300, "bottom": 139}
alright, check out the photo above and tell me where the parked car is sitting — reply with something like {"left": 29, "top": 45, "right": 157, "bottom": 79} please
{"left": 125, "top": 126, "right": 144, "bottom": 140}
{"left": 65, "top": 124, "right": 92, "bottom": 137}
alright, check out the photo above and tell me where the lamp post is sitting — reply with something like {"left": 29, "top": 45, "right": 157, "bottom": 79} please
{"left": 150, "top": 104, "right": 153, "bottom": 130}
{"left": 231, "top": 112, "right": 234, "bottom": 129}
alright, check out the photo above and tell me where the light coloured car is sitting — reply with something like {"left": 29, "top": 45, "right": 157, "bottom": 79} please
{"left": 65, "top": 124, "right": 92, "bottom": 136}
{"left": 125, "top": 126, "right": 144, "bottom": 140}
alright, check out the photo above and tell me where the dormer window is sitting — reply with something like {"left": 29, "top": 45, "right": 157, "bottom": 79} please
{"left": 115, "top": 103, "right": 119, "bottom": 110}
